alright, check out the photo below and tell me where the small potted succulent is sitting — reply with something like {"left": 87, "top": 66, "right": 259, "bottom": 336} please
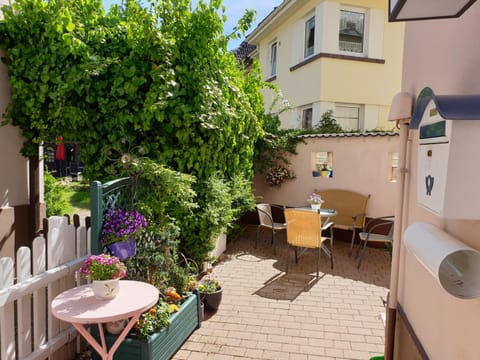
{"left": 79, "top": 254, "right": 127, "bottom": 299}
{"left": 198, "top": 276, "right": 222, "bottom": 312}
{"left": 101, "top": 207, "right": 147, "bottom": 260}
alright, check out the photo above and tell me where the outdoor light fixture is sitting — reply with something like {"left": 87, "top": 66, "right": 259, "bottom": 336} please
{"left": 389, "top": 0, "right": 478, "bottom": 22}
{"left": 388, "top": 92, "right": 413, "bottom": 121}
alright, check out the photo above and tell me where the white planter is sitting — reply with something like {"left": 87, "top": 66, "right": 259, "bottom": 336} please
{"left": 210, "top": 231, "right": 227, "bottom": 258}
{"left": 91, "top": 279, "right": 120, "bottom": 299}
{"left": 203, "top": 231, "right": 227, "bottom": 272}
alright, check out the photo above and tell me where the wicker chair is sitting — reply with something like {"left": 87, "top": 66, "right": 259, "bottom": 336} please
{"left": 256, "top": 203, "right": 287, "bottom": 255}
{"left": 284, "top": 208, "right": 334, "bottom": 278}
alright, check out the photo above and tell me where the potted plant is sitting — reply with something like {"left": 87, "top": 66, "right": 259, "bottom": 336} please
{"left": 307, "top": 193, "right": 324, "bottom": 211}
{"left": 78, "top": 254, "right": 127, "bottom": 299}
{"left": 101, "top": 207, "right": 147, "bottom": 260}
{"left": 265, "top": 165, "right": 295, "bottom": 187}
{"left": 319, "top": 163, "right": 330, "bottom": 178}
{"left": 198, "top": 276, "right": 223, "bottom": 312}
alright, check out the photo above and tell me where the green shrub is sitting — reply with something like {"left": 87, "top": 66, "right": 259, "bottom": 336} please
{"left": 314, "top": 110, "right": 344, "bottom": 133}
{"left": 44, "top": 170, "right": 70, "bottom": 217}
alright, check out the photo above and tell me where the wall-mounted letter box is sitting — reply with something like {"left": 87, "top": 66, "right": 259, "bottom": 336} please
{"left": 411, "top": 87, "right": 480, "bottom": 219}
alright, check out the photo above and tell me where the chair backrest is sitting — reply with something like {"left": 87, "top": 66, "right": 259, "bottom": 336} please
{"left": 316, "top": 189, "right": 370, "bottom": 228}
{"left": 257, "top": 203, "right": 273, "bottom": 227}
{"left": 284, "top": 209, "right": 322, "bottom": 249}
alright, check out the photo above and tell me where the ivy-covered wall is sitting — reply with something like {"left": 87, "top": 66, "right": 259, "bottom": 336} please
{"left": 0, "top": 0, "right": 266, "bottom": 262}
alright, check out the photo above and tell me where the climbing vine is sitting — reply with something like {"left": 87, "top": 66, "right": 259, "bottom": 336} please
{"left": 0, "top": 0, "right": 264, "bottom": 262}
{"left": 0, "top": 0, "right": 263, "bottom": 182}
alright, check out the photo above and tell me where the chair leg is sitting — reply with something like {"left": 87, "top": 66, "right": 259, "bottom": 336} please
{"left": 256, "top": 226, "right": 261, "bottom": 249}
{"left": 294, "top": 247, "right": 298, "bottom": 264}
{"left": 272, "top": 229, "right": 276, "bottom": 255}
{"left": 329, "top": 231, "right": 334, "bottom": 270}
{"left": 329, "top": 244, "right": 334, "bottom": 270}
{"left": 349, "top": 228, "right": 356, "bottom": 256}
{"left": 316, "top": 247, "right": 320, "bottom": 278}
{"left": 356, "top": 238, "right": 369, "bottom": 269}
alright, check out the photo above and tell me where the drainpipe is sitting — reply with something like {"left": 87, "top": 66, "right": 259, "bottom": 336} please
{"left": 385, "top": 118, "right": 411, "bottom": 360}
{"left": 383, "top": 90, "right": 414, "bottom": 360}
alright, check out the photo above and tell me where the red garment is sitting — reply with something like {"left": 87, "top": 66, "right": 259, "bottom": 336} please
{"left": 55, "top": 136, "right": 66, "bottom": 161}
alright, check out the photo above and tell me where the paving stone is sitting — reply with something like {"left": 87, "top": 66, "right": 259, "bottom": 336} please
{"left": 172, "top": 226, "right": 390, "bottom": 360}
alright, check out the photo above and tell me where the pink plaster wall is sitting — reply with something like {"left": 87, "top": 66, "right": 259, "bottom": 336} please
{"left": 253, "top": 135, "right": 399, "bottom": 217}
{"left": 397, "top": 2, "right": 480, "bottom": 359}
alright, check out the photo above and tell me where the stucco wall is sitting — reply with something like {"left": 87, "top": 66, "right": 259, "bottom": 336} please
{"left": 396, "top": 2, "right": 480, "bottom": 359}
{"left": 254, "top": 134, "right": 399, "bottom": 217}
{"left": 0, "top": 45, "right": 29, "bottom": 258}
{"left": 0, "top": 54, "right": 28, "bottom": 208}
{"left": 252, "top": 0, "right": 404, "bottom": 131}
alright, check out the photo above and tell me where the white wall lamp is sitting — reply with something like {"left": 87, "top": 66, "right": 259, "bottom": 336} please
{"left": 388, "top": 91, "right": 413, "bottom": 129}
{"left": 389, "top": 0, "right": 478, "bottom": 22}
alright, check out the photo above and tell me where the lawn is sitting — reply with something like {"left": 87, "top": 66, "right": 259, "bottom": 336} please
{"left": 65, "top": 182, "right": 90, "bottom": 213}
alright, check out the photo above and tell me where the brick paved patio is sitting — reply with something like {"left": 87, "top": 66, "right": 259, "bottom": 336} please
{"left": 173, "top": 226, "right": 391, "bottom": 360}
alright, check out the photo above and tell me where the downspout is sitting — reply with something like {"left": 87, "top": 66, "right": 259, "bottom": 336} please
{"left": 385, "top": 118, "right": 411, "bottom": 359}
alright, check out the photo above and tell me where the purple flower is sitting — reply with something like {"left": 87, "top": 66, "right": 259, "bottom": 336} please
{"left": 101, "top": 208, "right": 147, "bottom": 246}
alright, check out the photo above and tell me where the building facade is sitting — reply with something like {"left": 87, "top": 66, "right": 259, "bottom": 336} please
{"left": 247, "top": 0, "right": 405, "bottom": 132}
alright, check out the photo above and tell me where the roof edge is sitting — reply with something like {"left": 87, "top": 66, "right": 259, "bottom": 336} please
{"left": 247, "top": 0, "right": 296, "bottom": 44}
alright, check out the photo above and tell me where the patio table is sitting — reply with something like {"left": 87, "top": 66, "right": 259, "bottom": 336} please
{"left": 293, "top": 207, "right": 338, "bottom": 223}
{"left": 51, "top": 280, "right": 158, "bottom": 360}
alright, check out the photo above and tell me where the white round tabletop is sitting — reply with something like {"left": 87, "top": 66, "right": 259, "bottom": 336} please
{"left": 51, "top": 280, "right": 159, "bottom": 324}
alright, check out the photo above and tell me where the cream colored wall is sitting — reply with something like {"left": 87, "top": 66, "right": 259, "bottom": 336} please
{"left": 253, "top": 135, "right": 399, "bottom": 217}
{"left": 396, "top": 2, "right": 480, "bottom": 359}
{"left": 253, "top": 0, "right": 404, "bottom": 131}
{"left": 0, "top": 51, "right": 28, "bottom": 208}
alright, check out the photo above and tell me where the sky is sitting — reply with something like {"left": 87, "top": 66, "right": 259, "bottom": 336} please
{"left": 101, "top": 0, "right": 282, "bottom": 50}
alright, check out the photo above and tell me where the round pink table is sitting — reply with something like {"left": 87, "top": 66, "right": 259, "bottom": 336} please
{"left": 51, "top": 280, "right": 158, "bottom": 360}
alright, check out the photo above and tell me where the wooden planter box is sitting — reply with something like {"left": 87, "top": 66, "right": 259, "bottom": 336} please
{"left": 92, "top": 290, "right": 201, "bottom": 360}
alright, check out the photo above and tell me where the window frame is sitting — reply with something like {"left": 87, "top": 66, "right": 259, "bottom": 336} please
{"left": 314, "top": 151, "right": 334, "bottom": 178}
{"left": 304, "top": 15, "right": 315, "bottom": 58}
{"left": 270, "top": 41, "right": 278, "bottom": 77}
{"left": 338, "top": 8, "right": 366, "bottom": 56}
{"left": 389, "top": 152, "right": 399, "bottom": 182}
{"left": 301, "top": 107, "right": 313, "bottom": 129}
{"left": 334, "top": 103, "right": 362, "bottom": 131}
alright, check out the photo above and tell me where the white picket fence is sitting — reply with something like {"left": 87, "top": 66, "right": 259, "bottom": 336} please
{"left": 0, "top": 215, "right": 90, "bottom": 360}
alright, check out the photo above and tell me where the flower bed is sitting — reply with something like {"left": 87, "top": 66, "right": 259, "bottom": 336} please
{"left": 92, "top": 290, "right": 201, "bottom": 360}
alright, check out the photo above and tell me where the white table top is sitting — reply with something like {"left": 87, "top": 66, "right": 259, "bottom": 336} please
{"left": 294, "top": 207, "right": 338, "bottom": 216}
{"left": 51, "top": 280, "right": 159, "bottom": 324}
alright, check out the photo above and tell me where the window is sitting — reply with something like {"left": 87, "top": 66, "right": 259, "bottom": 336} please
{"left": 389, "top": 152, "right": 399, "bottom": 182}
{"left": 302, "top": 108, "right": 313, "bottom": 129}
{"left": 314, "top": 152, "right": 333, "bottom": 178}
{"left": 335, "top": 104, "right": 360, "bottom": 130}
{"left": 304, "top": 16, "right": 315, "bottom": 58}
{"left": 339, "top": 10, "right": 365, "bottom": 54}
{"left": 270, "top": 41, "right": 277, "bottom": 77}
